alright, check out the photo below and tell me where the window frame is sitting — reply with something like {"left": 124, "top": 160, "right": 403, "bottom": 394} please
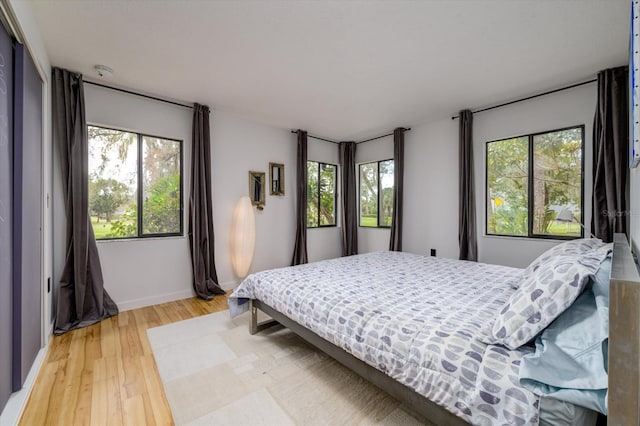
{"left": 306, "top": 160, "right": 338, "bottom": 228}
{"left": 485, "top": 125, "right": 585, "bottom": 240}
{"left": 358, "top": 159, "right": 394, "bottom": 229}
{"left": 88, "top": 124, "right": 184, "bottom": 241}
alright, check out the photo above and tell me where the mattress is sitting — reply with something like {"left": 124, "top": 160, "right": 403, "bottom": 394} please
{"left": 229, "top": 251, "right": 592, "bottom": 425}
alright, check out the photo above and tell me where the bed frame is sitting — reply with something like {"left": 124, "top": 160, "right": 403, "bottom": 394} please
{"left": 249, "top": 233, "right": 640, "bottom": 426}
{"left": 608, "top": 233, "right": 640, "bottom": 425}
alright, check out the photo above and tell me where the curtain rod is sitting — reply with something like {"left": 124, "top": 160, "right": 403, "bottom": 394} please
{"left": 290, "top": 130, "right": 339, "bottom": 144}
{"left": 451, "top": 79, "right": 597, "bottom": 120}
{"left": 356, "top": 128, "right": 411, "bottom": 144}
{"left": 84, "top": 80, "right": 195, "bottom": 110}
{"left": 291, "top": 127, "right": 411, "bottom": 145}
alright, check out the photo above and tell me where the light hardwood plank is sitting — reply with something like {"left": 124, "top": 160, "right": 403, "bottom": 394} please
{"left": 19, "top": 294, "right": 229, "bottom": 426}
{"left": 122, "top": 393, "right": 147, "bottom": 426}
{"left": 140, "top": 354, "right": 173, "bottom": 425}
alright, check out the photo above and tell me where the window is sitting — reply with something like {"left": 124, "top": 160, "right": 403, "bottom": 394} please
{"left": 486, "top": 126, "right": 584, "bottom": 239}
{"left": 359, "top": 159, "right": 394, "bottom": 227}
{"left": 88, "top": 125, "right": 183, "bottom": 240}
{"left": 307, "top": 161, "right": 337, "bottom": 227}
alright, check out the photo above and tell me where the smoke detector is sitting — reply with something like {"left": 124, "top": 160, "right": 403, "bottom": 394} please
{"left": 94, "top": 65, "right": 113, "bottom": 78}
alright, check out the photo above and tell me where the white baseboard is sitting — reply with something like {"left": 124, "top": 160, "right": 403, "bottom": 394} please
{"left": 43, "top": 319, "right": 54, "bottom": 346}
{"left": 117, "top": 289, "right": 195, "bottom": 312}
{"left": 117, "top": 281, "right": 239, "bottom": 312}
{"left": 0, "top": 346, "right": 48, "bottom": 426}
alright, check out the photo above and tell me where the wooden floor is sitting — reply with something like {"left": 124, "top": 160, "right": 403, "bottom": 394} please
{"left": 19, "top": 294, "right": 229, "bottom": 426}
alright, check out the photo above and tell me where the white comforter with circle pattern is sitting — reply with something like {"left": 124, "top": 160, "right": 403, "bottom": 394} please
{"left": 229, "top": 251, "right": 540, "bottom": 425}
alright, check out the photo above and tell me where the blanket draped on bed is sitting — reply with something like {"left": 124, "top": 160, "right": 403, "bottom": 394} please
{"left": 230, "top": 251, "right": 541, "bottom": 425}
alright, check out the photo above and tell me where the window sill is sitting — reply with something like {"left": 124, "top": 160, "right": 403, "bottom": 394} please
{"left": 482, "top": 234, "right": 581, "bottom": 243}
{"left": 96, "top": 235, "right": 186, "bottom": 244}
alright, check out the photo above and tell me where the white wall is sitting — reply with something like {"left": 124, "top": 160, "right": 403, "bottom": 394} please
{"left": 356, "top": 136, "right": 394, "bottom": 253}
{"left": 368, "top": 84, "right": 597, "bottom": 267}
{"left": 355, "top": 123, "right": 460, "bottom": 259}
{"left": 307, "top": 139, "right": 341, "bottom": 262}
{"left": 212, "top": 122, "right": 340, "bottom": 283}
{"left": 404, "top": 118, "right": 459, "bottom": 259}
{"left": 473, "top": 83, "right": 597, "bottom": 268}
{"left": 83, "top": 85, "right": 194, "bottom": 310}
{"left": 68, "top": 87, "right": 341, "bottom": 310}
{"left": 210, "top": 111, "right": 296, "bottom": 285}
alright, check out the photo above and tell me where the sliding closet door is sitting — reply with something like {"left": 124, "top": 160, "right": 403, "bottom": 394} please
{"left": 12, "top": 43, "right": 42, "bottom": 390}
{"left": 0, "top": 22, "right": 14, "bottom": 407}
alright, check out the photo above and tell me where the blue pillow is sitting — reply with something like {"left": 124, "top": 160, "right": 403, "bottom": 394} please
{"left": 518, "top": 246, "right": 612, "bottom": 414}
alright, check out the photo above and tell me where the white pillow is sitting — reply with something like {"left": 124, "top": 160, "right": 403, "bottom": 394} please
{"left": 513, "top": 239, "right": 606, "bottom": 289}
{"left": 485, "top": 245, "right": 611, "bottom": 350}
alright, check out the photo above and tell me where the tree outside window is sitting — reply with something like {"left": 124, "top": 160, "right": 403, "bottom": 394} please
{"left": 359, "top": 159, "right": 394, "bottom": 228}
{"left": 88, "top": 125, "right": 182, "bottom": 240}
{"left": 307, "top": 161, "right": 337, "bottom": 227}
{"left": 486, "top": 126, "right": 583, "bottom": 239}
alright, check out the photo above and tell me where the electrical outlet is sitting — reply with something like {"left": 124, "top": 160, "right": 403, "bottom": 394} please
{"left": 430, "top": 249, "right": 436, "bottom": 257}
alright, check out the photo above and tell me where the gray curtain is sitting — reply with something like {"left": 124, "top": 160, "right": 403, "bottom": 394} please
{"left": 389, "top": 128, "right": 405, "bottom": 251}
{"left": 592, "top": 66, "right": 629, "bottom": 243}
{"left": 189, "top": 104, "right": 225, "bottom": 299}
{"left": 291, "top": 130, "right": 308, "bottom": 265}
{"left": 52, "top": 67, "right": 118, "bottom": 335}
{"left": 459, "top": 110, "right": 477, "bottom": 261}
{"left": 339, "top": 141, "right": 358, "bottom": 256}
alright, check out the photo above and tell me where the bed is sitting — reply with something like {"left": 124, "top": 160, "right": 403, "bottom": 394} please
{"left": 228, "top": 234, "right": 640, "bottom": 425}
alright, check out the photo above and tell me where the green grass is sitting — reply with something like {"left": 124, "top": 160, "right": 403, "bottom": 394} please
{"left": 360, "top": 216, "right": 377, "bottom": 227}
{"left": 91, "top": 216, "right": 114, "bottom": 239}
{"left": 491, "top": 221, "right": 583, "bottom": 237}
{"left": 546, "top": 221, "right": 582, "bottom": 236}
{"left": 91, "top": 216, "right": 137, "bottom": 240}
{"left": 359, "top": 215, "right": 392, "bottom": 227}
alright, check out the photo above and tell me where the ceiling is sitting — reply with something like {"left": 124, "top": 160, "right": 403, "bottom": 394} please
{"left": 28, "top": 0, "right": 629, "bottom": 141}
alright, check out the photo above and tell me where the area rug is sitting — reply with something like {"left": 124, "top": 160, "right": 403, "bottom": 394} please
{"left": 147, "top": 310, "right": 434, "bottom": 425}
